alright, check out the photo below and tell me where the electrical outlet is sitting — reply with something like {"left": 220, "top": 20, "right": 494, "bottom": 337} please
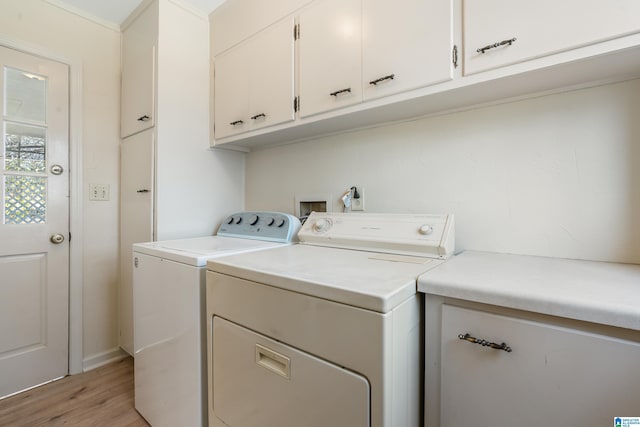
{"left": 352, "top": 188, "right": 365, "bottom": 211}
{"left": 89, "top": 184, "right": 110, "bottom": 201}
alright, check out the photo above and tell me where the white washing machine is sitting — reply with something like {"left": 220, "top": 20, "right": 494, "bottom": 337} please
{"left": 132, "top": 211, "right": 301, "bottom": 427}
{"left": 205, "top": 212, "right": 455, "bottom": 427}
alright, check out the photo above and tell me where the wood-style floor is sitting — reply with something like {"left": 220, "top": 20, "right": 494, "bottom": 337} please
{"left": 0, "top": 357, "right": 149, "bottom": 426}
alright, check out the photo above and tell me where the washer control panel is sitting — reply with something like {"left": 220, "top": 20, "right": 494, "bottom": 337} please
{"left": 217, "top": 211, "right": 301, "bottom": 243}
{"left": 299, "top": 212, "right": 455, "bottom": 258}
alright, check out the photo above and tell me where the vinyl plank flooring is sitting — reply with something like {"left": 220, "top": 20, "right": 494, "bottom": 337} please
{"left": 0, "top": 357, "right": 149, "bottom": 427}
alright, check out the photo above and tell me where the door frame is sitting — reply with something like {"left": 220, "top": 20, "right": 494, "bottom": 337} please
{"left": 0, "top": 34, "right": 84, "bottom": 375}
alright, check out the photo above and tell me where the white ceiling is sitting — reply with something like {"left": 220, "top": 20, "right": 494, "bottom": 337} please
{"left": 51, "top": 0, "right": 227, "bottom": 26}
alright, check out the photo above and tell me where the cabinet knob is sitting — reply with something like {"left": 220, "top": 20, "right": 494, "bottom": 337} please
{"left": 330, "top": 88, "right": 352, "bottom": 97}
{"left": 369, "top": 74, "right": 395, "bottom": 86}
{"left": 477, "top": 37, "right": 517, "bottom": 54}
{"left": 137, "top": 115, "right": 151, "bottom": 122}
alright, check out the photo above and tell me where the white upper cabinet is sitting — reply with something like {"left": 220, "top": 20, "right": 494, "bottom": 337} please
{"left": 214, "top": 17, "right": 295, "bottom": 139}
{"left": 121, "top": 1, "right": 157, "bottom": 138}
{"left": 362, "top": 0, "right": 453, "bottom": 101}
{"left": 214, "top": 41, "right": 251, "bottom": 138}
{"left": 298, "top": 0, "right": 362, "bottom": 118}
{"left": 463, "top": 0, "right": 640, "bottom": 75}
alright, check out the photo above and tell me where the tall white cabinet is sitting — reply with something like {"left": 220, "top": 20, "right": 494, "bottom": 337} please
{"left": 119, "top": 0, "right": 245, "bottom": 355}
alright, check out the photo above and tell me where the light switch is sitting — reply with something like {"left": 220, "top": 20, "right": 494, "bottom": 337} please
{"left": 90, "top": 184, "right": 110, "bottom": 201}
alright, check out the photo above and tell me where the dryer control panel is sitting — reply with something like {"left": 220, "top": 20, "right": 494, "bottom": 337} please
{"left": 298, "top": 212, "right": 454, "bottom": 258}
{"left": 217, "top": 211, "right": 301, "bottom": 243}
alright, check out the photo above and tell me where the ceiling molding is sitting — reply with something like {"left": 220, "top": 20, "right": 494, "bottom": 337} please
{"left": 44, "top": 0, "right": 122, "bottom": 32}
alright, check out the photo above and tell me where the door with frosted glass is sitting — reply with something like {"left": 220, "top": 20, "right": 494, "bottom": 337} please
{"left": 0, "top": 45, "right": 69, "bottom": 398}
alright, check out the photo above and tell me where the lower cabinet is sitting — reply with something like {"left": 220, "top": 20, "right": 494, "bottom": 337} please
{"left": 426, "top": 302, "right": 640, "bottom": 427}
{"left": 119, "top": 129, "right": 154, "bottom": 355}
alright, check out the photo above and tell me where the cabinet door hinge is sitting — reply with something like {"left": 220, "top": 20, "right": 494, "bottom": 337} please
{"left": 294, "top": 96, "right": 300, "bottom": 112}
{"left": 294, "top": 24, "right": 300, "bottom": 41}
{"left": 452, "top": 45, "right": 458, "bottom": 68}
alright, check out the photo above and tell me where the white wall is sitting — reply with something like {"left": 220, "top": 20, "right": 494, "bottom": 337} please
{"left": 0, "top": 1, "right": 122, "bottom": 364}
{"left": 246, "top": 79, "right": 640, "bottom": 264}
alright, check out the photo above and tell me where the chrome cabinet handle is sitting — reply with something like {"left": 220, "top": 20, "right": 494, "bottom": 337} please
{"left": 477, "top": 37, "right": 517, "bottom": 54}
{"left": 229, "top": 120, "right": 244, "bottom": 126}
{"left": 250, "top": 113, "right": 266, "bottom": 120}
{"left": 137, "top": 115, "right": 151, "bottom": 121}
{"left": 369, "top": 74, "right": 395, "bottom": 86}
{"left": 458, "top": 333, "right": 512, "bottom": 353}
{"left": 330, "top": 88, "right": 351, "bottom": 97}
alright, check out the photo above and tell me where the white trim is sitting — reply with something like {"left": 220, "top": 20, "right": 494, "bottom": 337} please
{"left": 0, "top": 33, "right": 84, "bottom": 375}
{"left": 82, "top": 347, "right": 129, "bottom": 372}
{"left": 43, "top": 0, "right": 122, "bottom": 32}
{"left": 169, "top": 0, "right": 209, "bottom": 21}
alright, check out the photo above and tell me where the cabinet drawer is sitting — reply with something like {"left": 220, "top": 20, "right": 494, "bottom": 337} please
{"left": 463, "top": 0, "right": 640, "bottom": 75}
{"left": 441, "top": 304, "right": 640, "bottom": 427}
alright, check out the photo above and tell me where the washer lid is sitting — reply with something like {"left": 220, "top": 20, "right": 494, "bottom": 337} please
{"left": 133, "top": 236, "right": 288, "bottom": 267}
{"left": 207, "top": 244, "right": 444, "bottom": 312}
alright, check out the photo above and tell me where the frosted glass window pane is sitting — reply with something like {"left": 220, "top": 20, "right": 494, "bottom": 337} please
{"left": 4, "top": 122, "right": 46, "bottom": 173}
{"left": 3, "top": 175, "right": 47, "bottom": 224}
{"left": 4, "top": 67, "right": 47, "bottom": 123}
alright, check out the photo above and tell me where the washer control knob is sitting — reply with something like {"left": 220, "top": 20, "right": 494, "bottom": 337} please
{"left": 313, "top": 218, "right": 331, "bottom": 233}
{"left": 266, "top": 217, "right": 275, "bottom": 226}
{"left": 419, "top": 224, "right": 434, "bottom": 235}
{"left": 235, "top": 217, "right": 242, "bottom": 224}
{"left": 226, "top": 216, "right": 235, "bottom": 225}
{"left": 249, "top": 215, "right": 259, "bottom": 225}
{"left": 276, "top": 218, "right": 286, "bottom": 227}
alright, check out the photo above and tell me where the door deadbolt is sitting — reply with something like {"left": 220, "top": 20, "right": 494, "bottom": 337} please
{"left": 50, "top": 164, "right": 64, "bottom": 175}
{"left": 50, "top": 234, "right": 65, "bottom": 244}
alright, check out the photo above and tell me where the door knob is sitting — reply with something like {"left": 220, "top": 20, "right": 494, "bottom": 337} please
{"left": 50, "top": 234, "right": 65, "bottom": 244}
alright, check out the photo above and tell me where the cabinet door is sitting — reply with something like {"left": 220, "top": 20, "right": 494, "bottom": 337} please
{"left": 213, "top": 43, "right": 250, "bottom": 139}
{"left": 463, "top": 0, "right": 640, "bottom": 75}
{"left": 121, "top": 2, "right": 157, "bottom": 138}
{"left": 440, "top": 305, "right": 640, "bottom": 427}
{"left": 248, "top": 17, "right": 295, "bottom": 132}
{"left": 120, "top": 129, "right": 154, "bottom": 355}
{"left": 299, "top": 0, "right": 362, "bottom": 118}
{"left": 362, "top": 0, "right": 453, "bottom": 101}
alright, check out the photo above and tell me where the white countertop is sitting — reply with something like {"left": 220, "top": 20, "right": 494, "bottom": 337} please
{"left": 418, "top": 251, "right": 640, "bottom": 330}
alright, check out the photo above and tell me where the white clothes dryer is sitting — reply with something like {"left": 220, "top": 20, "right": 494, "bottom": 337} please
{"left": 205, "top": 212, "right": 455, "bottom": 427}
{"left": 132, "top": 211, "right": 300, "bottom": 427}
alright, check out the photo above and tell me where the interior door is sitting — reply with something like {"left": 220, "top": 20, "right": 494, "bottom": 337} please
{"left": 0, "top": 45, "right": 70, "bottom": 398}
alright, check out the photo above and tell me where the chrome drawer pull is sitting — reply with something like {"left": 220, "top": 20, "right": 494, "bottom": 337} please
{"left": 250, "top": 113, "right": 266, "bottom": 120}
{"left": 229, "top": 120, "right": 244, "bottom": 126}
{"left": 137, "top": 115, "right": 151, "bottom": 122}
{"left": 458, "top": 333, "right": 512, "bottom": 353}
{"left": 477, "top": 37, "right": 517, "bottom": 54}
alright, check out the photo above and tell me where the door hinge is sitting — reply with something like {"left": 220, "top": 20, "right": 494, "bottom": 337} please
{"left": 294, "top": 24, "right": 300, "bottom": 41}
{"left": 294, "top": 96, "right": 300, "bottom": 112}
{"left": 452, "top": 45, "right": 458, "bottom": 68}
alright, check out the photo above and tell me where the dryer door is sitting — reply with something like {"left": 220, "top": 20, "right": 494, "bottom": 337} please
{"left": 212, "top": 317, "right": 370, "bottom": 427}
